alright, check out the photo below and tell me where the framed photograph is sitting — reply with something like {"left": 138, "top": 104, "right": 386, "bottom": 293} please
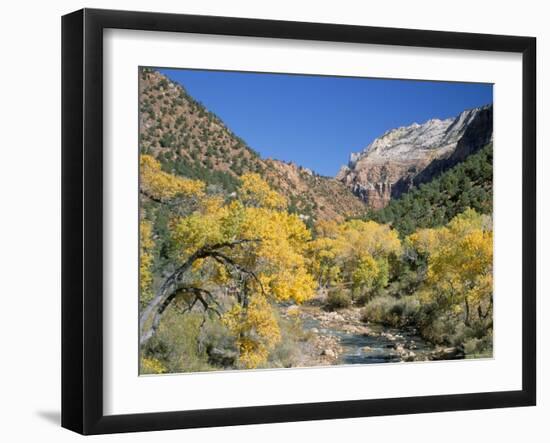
{"left": 62, "top": 8, "right": 536, "bottom": 435}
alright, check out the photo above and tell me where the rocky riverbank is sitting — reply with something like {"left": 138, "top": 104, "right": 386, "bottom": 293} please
{"left": 282, "top": 303, "right": 464, "bottom": 366}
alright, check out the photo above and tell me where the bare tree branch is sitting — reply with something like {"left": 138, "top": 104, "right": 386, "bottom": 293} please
{"left": 139, "top": 238, "right": 261, "bottom": 346}
{"left": 210, "top": 251, "right": 267, "bottom": 297}
{"left": 140, "top": 240, "right": 249, "bottom": 334}
{"left": 140, "top": 286, "right": 223, "bottom": 345}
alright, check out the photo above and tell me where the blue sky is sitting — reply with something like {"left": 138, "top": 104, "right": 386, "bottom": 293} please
{"left": 159, "top": 68, "right": 492, "bottom": 177}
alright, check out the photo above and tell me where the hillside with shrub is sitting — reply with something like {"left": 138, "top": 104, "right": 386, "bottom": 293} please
{"left": 139, "top": 68, "right": 366, "bottom": 224}
{"left": 363, "top": 143, "right": 493, "bottom": 235}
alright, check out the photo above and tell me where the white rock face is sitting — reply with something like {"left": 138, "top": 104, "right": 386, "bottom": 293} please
{"left": 349, "top": 108, "right": 480, "bottom": 166}
{"left": 337, "top": 105, "right": 493, "bottom": 208}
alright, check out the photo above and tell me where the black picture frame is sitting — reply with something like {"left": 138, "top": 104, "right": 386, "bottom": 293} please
{"left": 62, "top": 8, "right": 537, "bottom": 435}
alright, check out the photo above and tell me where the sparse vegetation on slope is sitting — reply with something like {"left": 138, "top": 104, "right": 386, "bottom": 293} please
{"left": 363, "top": 143, "right": 493, "bottom": 235}
{"left": 139, "top": 68, "right": 366, "bottom": 223}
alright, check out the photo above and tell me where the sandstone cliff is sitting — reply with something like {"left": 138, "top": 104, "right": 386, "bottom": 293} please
{"left": 336, "top": 105, "right": 493, "bottom": 208}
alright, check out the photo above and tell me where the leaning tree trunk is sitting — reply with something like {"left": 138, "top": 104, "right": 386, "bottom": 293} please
{"left": 139, "top": 249, "right": 201, "bottom": 344}
{"left": 139, "top": 239, "right": 260, "bottom": 346}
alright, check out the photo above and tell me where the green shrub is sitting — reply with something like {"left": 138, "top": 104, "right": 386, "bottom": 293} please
{"left": 265, "top": 315, "right": 309, "bottom": 368}
{"left": 360, "top": 295, "right": 420, "bottom": 327}
{"left": 352, "top": 285, "right": 388, "bottom": 306}
{"left": 418, "top": 313, "right": 459, "bottom": 345}
{"left": 141, "top": 306, "right": 235, "bottom": 373}
{"left": 325, "top": 289, "right": 352, "bottom": 310}
{"left": 413, "top": 304, "right": 493, "bottom": 354}
{"left": 463, "top": 331, "right": 492, "bottom": 358}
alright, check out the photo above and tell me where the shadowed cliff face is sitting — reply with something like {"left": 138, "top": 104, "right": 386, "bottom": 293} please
{"left": 336, "top": 105, "right": 493, "bottom": 209}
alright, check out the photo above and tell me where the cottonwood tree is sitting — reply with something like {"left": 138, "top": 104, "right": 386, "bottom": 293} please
{"left": 408, "top": 208, "right": 493, "bottom": 326}
{"left": 139, "top": 156, "right": 316, "bottom": 368}
{"left": 307, "top": 219, "right": 402, "bottom": 300}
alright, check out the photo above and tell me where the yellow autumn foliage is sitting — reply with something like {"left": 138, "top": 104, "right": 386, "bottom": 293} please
{"left": 160, "top": 172, "right": 315, "bottom": 367}
{"left": 410, "top": 209, "right": 493, "bottom": 323}
{"left": 238, "top": 173, "right": 287, "bottom": 210}
{"left": 139, "top": 220, "right": 154, "bottom": 305}
{"left": 352, "top": 254, "right": 381, "bottom": 291}
{"left": 307, "top": 218, "right": 401, "bottom": 291}
{"left": 338, "top": 219, "right": 402, "bottom": 258}
{"left": 407, "top": 227, "right": 449, "bottom": 256}
{"left": 141, "top": 357, "right": 167, "bottom": 374}
{"left": 140, "top": 151, "right": 494, "bottom": 369}
{"left": 140, "top": 154, "right": 205, "bottom": 201}
{"left": 222, "top": 296, "right": 281, "bottom": 369}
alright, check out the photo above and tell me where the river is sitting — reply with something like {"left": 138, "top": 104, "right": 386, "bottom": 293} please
{"left": 295, "top": 305, "right": 446, "bottom": 365}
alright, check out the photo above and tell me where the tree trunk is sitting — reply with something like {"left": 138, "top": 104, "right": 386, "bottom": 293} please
{"left": 139, "top": 238, "right": 260, "bottom": 346}
{"left": 464, "top": 297, "right": 471, "bottom": 326}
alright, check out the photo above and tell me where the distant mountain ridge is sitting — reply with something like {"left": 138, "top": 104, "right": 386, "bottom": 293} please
{"left": 139, "top": 68, "right": 492, "bottom": 220}
{"left": 336, "top": 105, "right": 493, "bottom": 208}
